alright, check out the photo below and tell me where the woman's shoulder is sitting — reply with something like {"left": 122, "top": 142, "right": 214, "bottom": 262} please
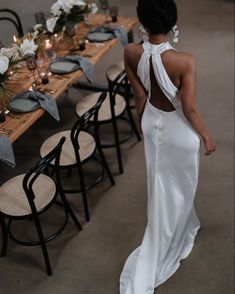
{"left": 124, "top": 43, "right": 144, "bottom": 64}
{"left": 172, "top": 51, "right": 197, "bottom": 69}
{"left": 164, "top": 49, "right": 197, "bottom": 75}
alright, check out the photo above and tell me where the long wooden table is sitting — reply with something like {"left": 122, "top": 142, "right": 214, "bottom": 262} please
{"left": 1, "top": 14, "right": 138, "bottom": 143}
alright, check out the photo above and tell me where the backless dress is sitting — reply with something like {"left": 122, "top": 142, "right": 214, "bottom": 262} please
{"left": 120, "top": 41, "right": 201, "bottom": 294}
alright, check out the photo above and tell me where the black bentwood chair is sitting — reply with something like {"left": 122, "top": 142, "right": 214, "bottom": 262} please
{"left": 76, "top": 71, "right": 141, "bottom": 175}
{"left": 0, "top": 137, "right": 82, "bottom": 276}
{"left": 40, "top": 92, "right": 115, "bottom": 222}
{"left": 0, "top": 9, "right": 24, "bottom": 37}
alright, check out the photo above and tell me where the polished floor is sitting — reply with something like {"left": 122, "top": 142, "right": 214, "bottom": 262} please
{"left": 0, "top": 0, "right": 234, "bottom": 293}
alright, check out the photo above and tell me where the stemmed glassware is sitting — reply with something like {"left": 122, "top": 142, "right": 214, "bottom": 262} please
{"left": 26, "top": 55, "right": 38, "bottom": 90}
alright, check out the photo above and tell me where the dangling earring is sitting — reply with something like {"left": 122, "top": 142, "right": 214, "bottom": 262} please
{"left": 138, "top": 26, "right": 149, "bottom": 42}
{"left": 172, "top": 25, "right": 179, "bottom": 43}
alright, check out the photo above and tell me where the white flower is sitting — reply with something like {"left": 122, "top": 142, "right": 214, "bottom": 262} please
{"left": 90, "top": 3, "right": 98, "bottom": 14}
{"left": 73, "top": 0, "right": 86, "bottom": 6}
{"left": 46, "top": 16, "right": 59, "bottom": 33}
{"left": 58, "top": 0, "right": 74, "bottom": 13}
{"left": 51, "top": 1, "right": 62, "bottom": 16}
{"left": 34, "top": 24, "right": 43, "bottom": 31}
{"left": 0, "top": 46, "right": 18, "bottom": 59}
{"left": 0, "top": 45, "right": 20, "bottom": 62}
{"left": 0, "top": 55, "right": 9, "bottom": 75}
{"left": 19, "top": 39, "right": 38, "bottom": 57}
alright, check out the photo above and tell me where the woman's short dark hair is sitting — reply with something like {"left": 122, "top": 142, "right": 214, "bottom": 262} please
{"left": 137, "top": 0, "right": 177, "bottom": 35}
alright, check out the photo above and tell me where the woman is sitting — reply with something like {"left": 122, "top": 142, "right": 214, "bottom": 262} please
{"left": 120, "top": 0, "right": 216, "bottom": 293}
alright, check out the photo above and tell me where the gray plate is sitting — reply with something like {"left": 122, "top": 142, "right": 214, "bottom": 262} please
{"left": 49, "top": 60, "right": 80, "bottom": 74}
{"left": 8, "top": 91, "right": 39, "bottom": 113}
{"left": 86, "top": 32, "right": 115, "bottom": 42}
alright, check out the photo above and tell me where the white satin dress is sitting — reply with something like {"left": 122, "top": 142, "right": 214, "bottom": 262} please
{"left": 120, "top": 41, "right": 201, "bottom": 294}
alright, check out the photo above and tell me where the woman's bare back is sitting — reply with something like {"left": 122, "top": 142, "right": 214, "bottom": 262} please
{"left": 125, "top": 42, "right": 193, "bottom": 112}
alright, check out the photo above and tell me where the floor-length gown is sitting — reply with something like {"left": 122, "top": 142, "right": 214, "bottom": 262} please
{"left": 120, "top": 41, "right": 201, "bottom": 294}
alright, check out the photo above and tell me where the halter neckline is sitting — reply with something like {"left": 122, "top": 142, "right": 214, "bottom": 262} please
{"left": 146, "top": 40, "right": 169, "bottom": 46}
{"left": 137, "top": 40, "right": 181, "bottom": 109}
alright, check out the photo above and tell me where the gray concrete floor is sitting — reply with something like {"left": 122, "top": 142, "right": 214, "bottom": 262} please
{"left": 0, "top": 0, "right": 234, "bottom": 293}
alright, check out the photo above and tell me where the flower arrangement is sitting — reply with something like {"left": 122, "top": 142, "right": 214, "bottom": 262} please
{"left": 0, "top": 37, "right": 38, "bottom": 115}
{"left": 0, "top": 47, "right": 19, "bottom": 117}
{"left": 46, "top": 0, "right": 98, "bottom": 33}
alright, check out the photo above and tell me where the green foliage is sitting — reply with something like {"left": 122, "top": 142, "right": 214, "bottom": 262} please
{"left": 54, "top": 4, "right": 91, "bottom": 32}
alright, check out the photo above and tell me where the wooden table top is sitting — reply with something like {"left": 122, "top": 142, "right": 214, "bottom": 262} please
{"left": 0, "top": 14, "right": 138, "bottom": 143}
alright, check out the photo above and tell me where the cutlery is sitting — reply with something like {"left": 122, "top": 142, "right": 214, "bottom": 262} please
{"left": 0, "top": 128, "right": 13, "bottom": 135}
{"left": 4, "top": 110, "right": 21, "bottom": 119}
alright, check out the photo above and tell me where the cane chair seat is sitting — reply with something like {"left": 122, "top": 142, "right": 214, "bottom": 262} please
{"left": 76, "top": 92, "right": 126, "bottom": 122}
{"left": 106, "top": 61, "right": 125, "bottom": 82}
{"left": 0, "top": 174, "right": 56, "bottom": 217}
{"left": 40, "top": 130, "right": 96, "bottom": 167}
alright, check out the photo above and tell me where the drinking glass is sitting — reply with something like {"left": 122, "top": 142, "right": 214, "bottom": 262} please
{"left": 109, "top": 6, "right": 118, "bottom": 22}
{"left": 65, "top": 21, "right": 78, "bottom": 51}
{"left": 99, "top": 0, "right": 109, "bottom": 23}
{"left": 34, "top": 12, "right": 46, "bottom": 25}
{"left": 26, "top": 55, "right": 38, "bottom": 89}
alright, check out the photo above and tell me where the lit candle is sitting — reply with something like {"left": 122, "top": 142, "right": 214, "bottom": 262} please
{"left": 44, "top": 39, "right": 55, "bottom": 58}
{"left": 13, "top": 35, "right": 21, "bottom": 45}
{"left": 45, "top": 39, "right": 52, "bottom": 49}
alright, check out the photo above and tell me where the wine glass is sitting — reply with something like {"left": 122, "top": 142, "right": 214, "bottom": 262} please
{"left": 26, "top": 55, "right": 38, "bottom": 90}
{"left": 99, "top": 0, "right": 109, "bottom": 23}
{"left": 65, "top": 21, "right": 78, "bottom": 51}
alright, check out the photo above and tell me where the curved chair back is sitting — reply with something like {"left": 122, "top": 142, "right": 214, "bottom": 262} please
{"left": 22, "top": 137, "right": 66, "bottom": 212}
{"left": 70, "top": 92, "right": 106, "bottom": 167}
{"left": 0, "top": 9, "right": 24, "bottom": 38}
{"left": 71, "top": 92, "right": 107, "bottom": 151}
{"left": 108, "top": 70, "right": 131, "bottom": 108}
{"left": 109, "top": 70, "right": 127, "bottom": 96}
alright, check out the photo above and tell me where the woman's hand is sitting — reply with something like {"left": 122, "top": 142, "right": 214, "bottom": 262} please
{"left": 203, "top": 135, "right": 216, "bottom": 156}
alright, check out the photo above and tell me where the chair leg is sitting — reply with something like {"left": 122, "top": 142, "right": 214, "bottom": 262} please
{"left": 33, "top": 214, "right": 52, "bottom": 276}
{"left": 77, "top": 165, "right": 90, "bottom": 222}
{"left": 126, "top": 103, "right": 142, "bottom": 141}
{"left": 97, "top": 145, "right": 115, "bottom": 186}
{"left": 110, "top": 105, "right": 124, "bottom": 174}
{"left": 0, "top": 214, "right": 8, "bottom": 257}
{"left": 59, "top": 190, "right": 83, "bottom": 230}
{"left": 124, "top": 83, "right": 142, "bottom": 142}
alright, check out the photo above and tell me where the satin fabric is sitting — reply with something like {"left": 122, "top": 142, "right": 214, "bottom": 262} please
{"left": 120, "top": 41, "right": 201, "bottom": 294}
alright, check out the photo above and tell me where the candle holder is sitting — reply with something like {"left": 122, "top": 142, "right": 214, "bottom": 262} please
{"left": 78, "top": 39, "right": 86, "bottom": 51}
{"left": 109, "top": 6, "right": 118, "bottom": 22}
{"left": 44, "top": 39, "right": 56, "bottom": 59}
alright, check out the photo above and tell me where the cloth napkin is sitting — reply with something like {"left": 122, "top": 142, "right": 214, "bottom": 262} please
{"left": 0, "top": 135, "right": 15, "bottom": 167}
{"left": 26, "top": 90, "right": 60, "bottom": 121}
{"left": 57, "top": 56, "right": 94, "bottom": 83}
{"left": 107, "top": 26, "right": 129, "bottom": 46}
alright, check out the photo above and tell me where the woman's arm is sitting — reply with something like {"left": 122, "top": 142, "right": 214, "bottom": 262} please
{"left": 179, "top": 55, "right": 216, "bottom": 156}
{"left": 124, "top": 45, "right": 147, "bottom": 127}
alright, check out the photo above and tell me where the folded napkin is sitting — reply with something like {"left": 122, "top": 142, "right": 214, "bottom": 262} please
{"left": 0, "top": 135, "right": 15, "bottom": 167}
{"left": 26, "top": 90, "right": 60, "bottom": 121}
{"left": 107, "top": 26, "right": 128, "bottom": 46}
{"left": 57, "top": 56, "right": 94, "bottom": 83}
